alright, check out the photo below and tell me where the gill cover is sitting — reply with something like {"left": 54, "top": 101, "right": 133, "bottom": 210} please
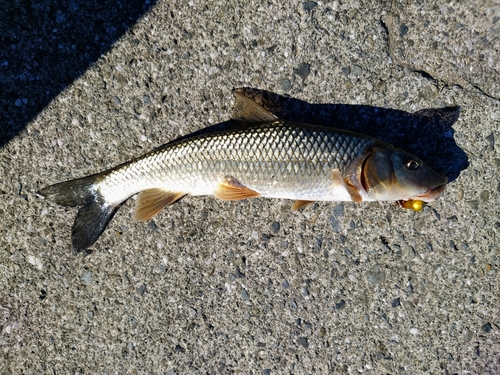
{"left": 361, "top": 148, "right": 447, "bottom": 202}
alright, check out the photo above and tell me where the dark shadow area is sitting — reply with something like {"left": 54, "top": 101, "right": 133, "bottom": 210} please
{"left": 0, "top": 0, "right": 157, "bottom": 147}
{"left": 187, "top": 88, "right": 468, "bottom": 183}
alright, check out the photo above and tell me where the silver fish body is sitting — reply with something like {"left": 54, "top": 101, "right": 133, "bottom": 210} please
{"left": 100, "top": 122, "right": 375, "bottom": 206}
{"left": 38, "top": 91, "right": 448, "bottom": 250}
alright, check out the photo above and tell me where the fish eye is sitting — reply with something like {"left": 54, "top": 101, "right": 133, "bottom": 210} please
{"left": 406, "top": 160, "right": 419, "bottom": 170}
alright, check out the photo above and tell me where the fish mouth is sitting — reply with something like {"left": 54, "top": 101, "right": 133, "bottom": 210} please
{"left": 415, "top": 183, "right": 447, "bottom": 202}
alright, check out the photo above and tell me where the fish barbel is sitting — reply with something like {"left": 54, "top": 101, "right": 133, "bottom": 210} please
{"left": 38, "top": 90, "right": 448, "bottom": 250}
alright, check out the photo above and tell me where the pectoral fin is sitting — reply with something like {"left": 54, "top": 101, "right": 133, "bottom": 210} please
{"left": 332, "top": 169, "right": 362, "bottom": 202}
{"left": 134, "top": 189, "right": 186, "bottom": 222}
{"left": 331, "top": 169, "right": 345, "bottom": 186}
{"left": 343, "top": 178, "right": 363, "bottom": 203}
{"left": 214, "top": 176, "right": 260, "bottom": 201}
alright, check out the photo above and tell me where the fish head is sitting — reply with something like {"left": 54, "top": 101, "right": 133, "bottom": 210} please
{"left": 361, "top": 147, "right": 448, "bottom": 202}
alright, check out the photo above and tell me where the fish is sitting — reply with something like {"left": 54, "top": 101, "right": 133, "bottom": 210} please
{"left": 38, "top": 90, "right": 448, "bottom": 251}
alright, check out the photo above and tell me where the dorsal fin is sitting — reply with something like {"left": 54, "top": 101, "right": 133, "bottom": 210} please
{"left": 232, "top": 90, "right": 278, "bottom": 123}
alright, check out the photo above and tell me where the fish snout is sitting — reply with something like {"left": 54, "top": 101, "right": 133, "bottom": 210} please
{"left": 415, "top": 179, "right": 448, "bottom": 202}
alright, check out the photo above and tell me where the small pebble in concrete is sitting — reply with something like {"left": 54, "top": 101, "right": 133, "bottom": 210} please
{"left": 400, "top": 23, "right": 409, "bottom": 37}
{"left": 302, "top": 1, "right": 317, "bottom": 11}
{"left": 481, "top": 323, "right": 492, "bottom": 333}
{"left": 332, "top": 204, "right": 344, "bottom": 218}
{"left": 334, "top": 300, "right": 346, "bottom": 309}
{"left": 294, "top": 63, "right": 311, "bottom": 80}
{"left": 329, "top": 216, "right": 341, "bottom": 233}
{"left": 241, "top": 290, "right": 249, "bottom": 300}
{"left": 136, "top": 284, "right": 147, "bottom": 295}
{"left": 297, "top": 337, "right": 309, "bottom": 348}
{"left": 82, "top": 272, "right": 92, "bottom": 284}
{"left": 270, "top": 221, "right": 280, "bottom": 234}
{"left": 278, "top": 79, "right": 291, "bottom": 92}
{"left": 365, "top": 264, "right": 386, "bottom": 284}
{"left": 351, "top": 65, "right": 362, "bottom": 78}
{"left": 187, "top": 307, "right": 197, "bottom": 318}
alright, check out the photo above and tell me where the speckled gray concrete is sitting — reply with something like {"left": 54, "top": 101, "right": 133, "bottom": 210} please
{"left": 1, "top": 1, "right": 499, "bottom": 374}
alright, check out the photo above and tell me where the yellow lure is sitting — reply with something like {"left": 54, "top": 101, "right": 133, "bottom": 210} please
{"left": 399, "top": 199, "right": 425, "bottom": 211}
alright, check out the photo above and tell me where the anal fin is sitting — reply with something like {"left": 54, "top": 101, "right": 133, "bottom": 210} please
{"left": 214, "top": 176, "right": 260, "bottom": 201}
{"left": 134, "top": 188, "right": 185, "bottom": 222}
{"left": 292, "top": 200, "right": 315, "bottom": 211}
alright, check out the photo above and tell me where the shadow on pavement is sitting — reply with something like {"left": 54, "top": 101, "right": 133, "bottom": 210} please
{"left": 0, "top": 0, "right": 157, "bottom": 147}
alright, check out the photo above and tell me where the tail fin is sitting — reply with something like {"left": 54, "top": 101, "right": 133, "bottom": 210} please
{"left": 38, "top": 174, "right": 119, "bottom": 251}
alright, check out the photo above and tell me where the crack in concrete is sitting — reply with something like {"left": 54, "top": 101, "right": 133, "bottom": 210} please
{"left": 380, "top": 10, "right": 499, "bottom": 102}
{"left": 472, "top": 85, "right": 500, "bottom": 103}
